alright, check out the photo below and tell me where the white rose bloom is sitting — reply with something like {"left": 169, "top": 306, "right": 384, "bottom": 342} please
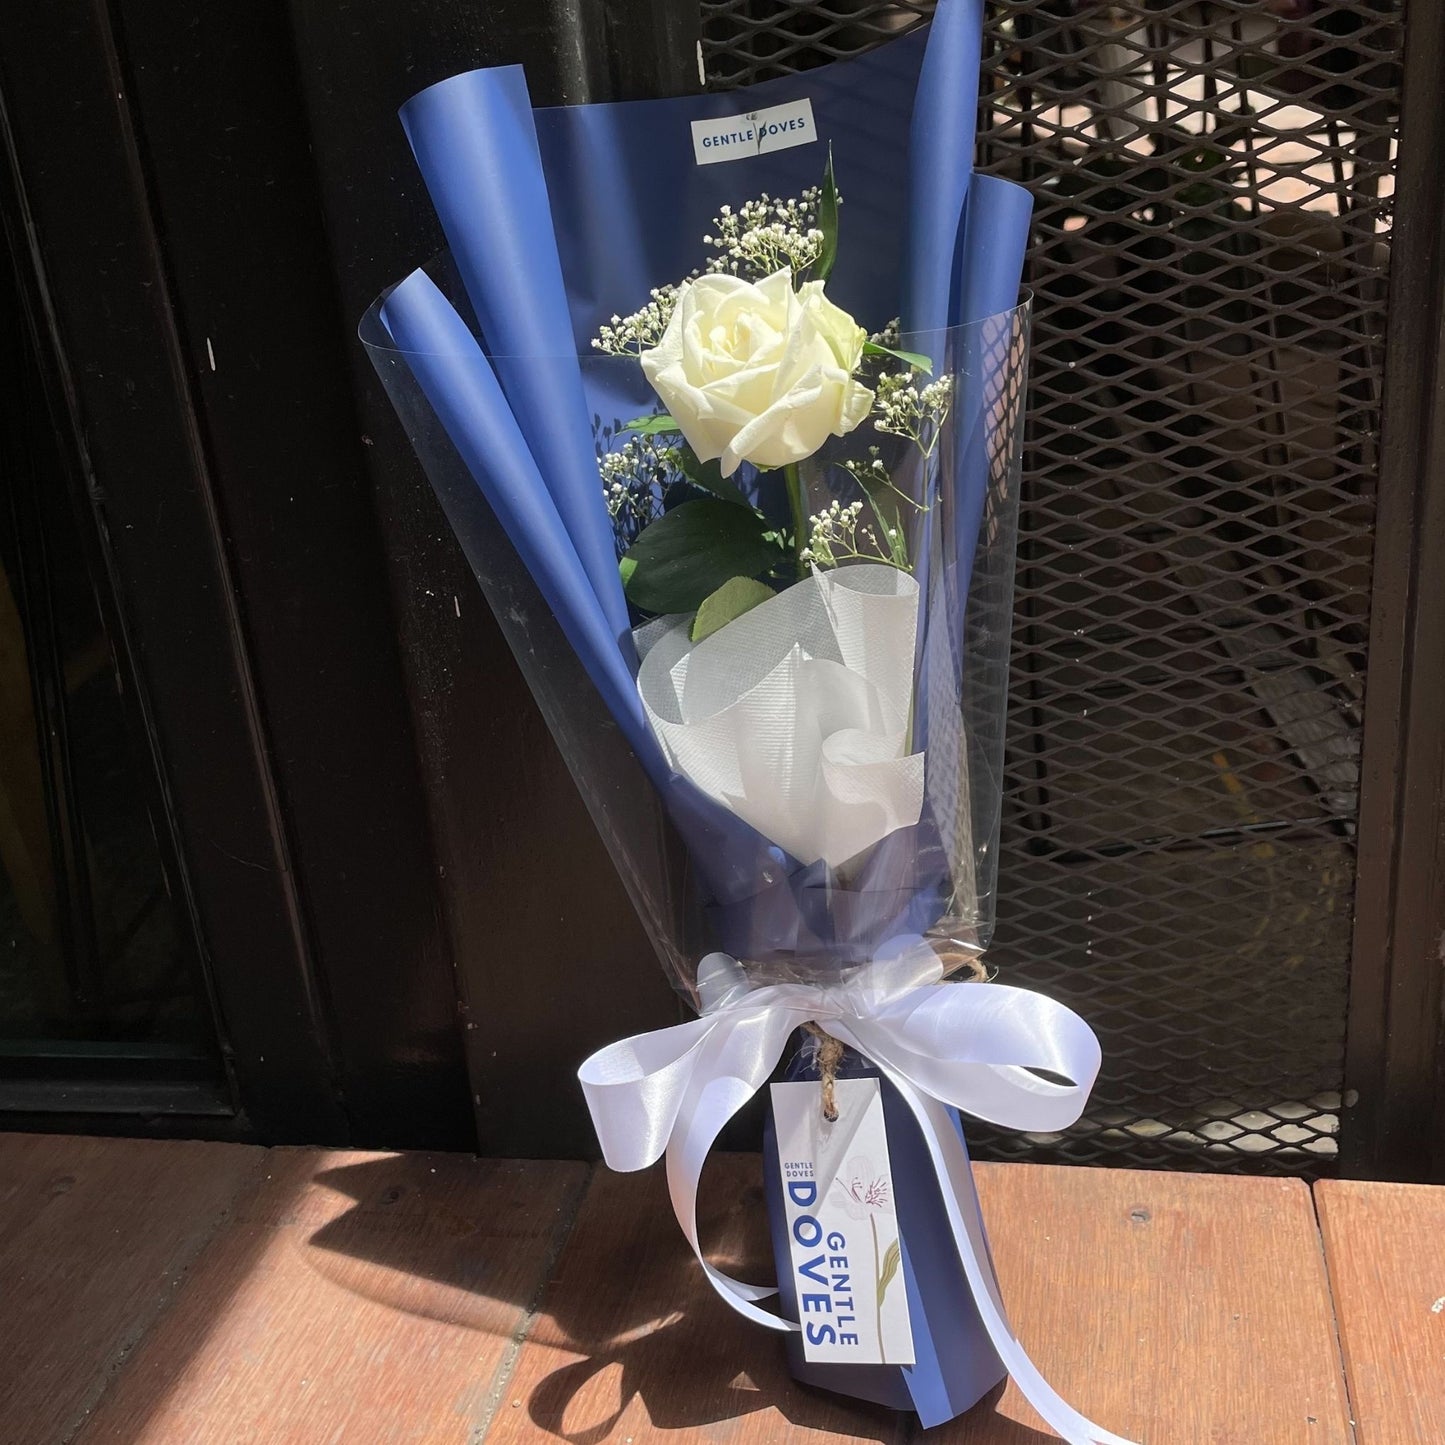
{"left": 640, "top": 268, "right": 874, "bottom": 477}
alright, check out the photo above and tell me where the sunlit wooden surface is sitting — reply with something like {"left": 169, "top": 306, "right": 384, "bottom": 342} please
{"left": 0, "top": 1133, "right": 1429, "bottom": 1444}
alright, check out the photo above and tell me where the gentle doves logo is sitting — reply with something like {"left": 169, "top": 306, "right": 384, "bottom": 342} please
{"left": 771, "top": 1076, "right": 915, "bottom": 1365}
{"left": 691, "top": 98, "right": 818, "bottom": 165}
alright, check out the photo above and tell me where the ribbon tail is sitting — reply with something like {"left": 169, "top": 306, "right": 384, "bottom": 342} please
{"left": 889, "top": 1076, "right": 1140, "bottom": 1445}
{"left": 664, "top": 1005, "right": 811, "bottom": 1333}
{"left": 579, "top": 1014, "right": 720, "bottom": 1173}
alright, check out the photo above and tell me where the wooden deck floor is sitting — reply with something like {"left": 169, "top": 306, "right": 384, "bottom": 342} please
{"left": 0, "top": 1134, "right": 1439, "bottom": 1444}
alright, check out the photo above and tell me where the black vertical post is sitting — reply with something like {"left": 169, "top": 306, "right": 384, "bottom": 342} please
{"left": 108, "top": 3, "right": 476, "bottom": 1147}
{"left": 1342, "top": 0, "right": 1445, "bottom": 1181}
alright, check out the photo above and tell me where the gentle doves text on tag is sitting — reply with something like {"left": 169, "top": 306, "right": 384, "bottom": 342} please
{"left": 691, "top": 98, "right": 817, "bottom": 165}
{"left": 772, "top": 1077, "right": 915, "bottom": 1365}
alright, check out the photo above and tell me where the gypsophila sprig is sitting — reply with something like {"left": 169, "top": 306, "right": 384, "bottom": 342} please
{"left": 598, "top": 433, "right": 690, "bottom": 544}
{"left": 592, "top": 284, "right": 684, "bottom": 357}
{"left": 703, "top": 189, "right": 834, "bottom": 281}
{"left": 837, "top": 448, "right": 925, "bottom": 515}
{"left": 873, "top": 370, "right": 954, "bottom": 458}
{"left": 801, "top": 499, "right": 897, "bottom": 570}
{"left": 835, "top": 447, "right": 921, "bottom": 570}
{"left": 869, "top": 317, "right": 902, "bottom": 350}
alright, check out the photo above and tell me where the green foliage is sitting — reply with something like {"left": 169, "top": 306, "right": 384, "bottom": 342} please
{"left": 862, "top": 340, "right": 934, "bottom": 375}
{"left": 815, "top": 146, "right": 839, "bottom": 284}
{"left": 622, "top": 413, "right": 682, "bottom": 435}
{"left": 671, "top": 445, "right": 753, "bottom": 509}
{"left": 690, "top": 576, "right": 775, "bottom": 642}
{"left": 621, "top": 499, "right": 782, "bottom": 614}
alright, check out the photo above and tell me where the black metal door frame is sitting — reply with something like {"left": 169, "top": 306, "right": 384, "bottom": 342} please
{"left": 0, "top": 5, "right": 471, "bottom": 1146}
{"left": 0, "top": 10, "right": 342, "bottom": 1140}
{"left": 1342, "top": 0, "right": 1445, "bottom": 1182}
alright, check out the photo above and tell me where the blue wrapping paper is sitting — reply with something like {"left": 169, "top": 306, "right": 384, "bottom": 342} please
{"left": 400, "top": 67, "right": 633, "bottom": 649}
{"left": 763, "top": 1040, "right": 1006, "bottom": 1425}
{"left": 367, "top": 0, "right": 1033, "bottom": 1421}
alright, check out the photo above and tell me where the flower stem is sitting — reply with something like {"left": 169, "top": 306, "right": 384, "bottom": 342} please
{"left": 784, "top": 462, "right": 809, "bottom": 579}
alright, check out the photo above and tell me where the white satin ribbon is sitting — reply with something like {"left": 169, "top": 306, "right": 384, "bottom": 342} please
{"left": 578, "top": 948, "right": 1138, "bottom": 1445}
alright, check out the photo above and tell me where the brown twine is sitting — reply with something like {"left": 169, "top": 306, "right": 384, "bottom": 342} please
{"left": 803, "top": 1022, "right": 846, "bottom": 1122}
{"left": 802, "top": 935, "right": 988, "bottom": 1122}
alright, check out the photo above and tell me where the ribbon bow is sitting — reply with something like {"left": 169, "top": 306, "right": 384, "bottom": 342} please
{"left": 579, "top": 947, "right": 1138, "bottom": 1445}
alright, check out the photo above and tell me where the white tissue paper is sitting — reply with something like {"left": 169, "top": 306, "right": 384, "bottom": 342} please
{"left": 637, "top": 564, "right": 924, "bottom": 867}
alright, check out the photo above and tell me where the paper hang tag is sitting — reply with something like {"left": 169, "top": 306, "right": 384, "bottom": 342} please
{"left": 771, "top": 1077, "right": 916, "bottom": 1365}
{"left": 691, "top": 98, "right": 818, "bottom": 166}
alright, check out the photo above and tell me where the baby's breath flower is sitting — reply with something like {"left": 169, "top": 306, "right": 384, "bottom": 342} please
{"left": 592, "top": 284, "right": 684, "bottom": 356}
{"left": 598, "top": 431, "right": 727, "bottom": 552}
{"left": 597, "top": 433, "right": 683, "bottom": 540}
{"left": 703, "top": 188, "right": 834, "bottom": 280}
{"left": 872, "top": 370, "right": 954, "bottom": 457}
{"left": 801, "top": 498, "right": 893, "bottom": 570}
{"left": 869, "top": 317, "right": 902, "bottom": 350}
{"left": 833, "top": 446, "right": 920, "bottom": 571}
{"left": 836, "top": 447, "right": 894, "bottom": 490}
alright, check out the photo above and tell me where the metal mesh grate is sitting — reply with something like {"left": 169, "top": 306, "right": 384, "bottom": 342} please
{"left": 701, "top": 0, "right": 1404, "bottom": 1172}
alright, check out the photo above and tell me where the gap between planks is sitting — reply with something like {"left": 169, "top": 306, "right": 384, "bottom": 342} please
{"left": 469, "top": 1161, "right": 598, "bottom": 1445}
{"left": 1307, "top": 1181, "right": 1361, "bottom": 1445}
{"left": 61, "top": 1147, "right": 274, "bottom": 1445}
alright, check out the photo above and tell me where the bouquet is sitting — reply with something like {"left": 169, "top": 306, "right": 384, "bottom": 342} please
{"left": 363, "top": 2, "right": 1133, "bottom": 1440}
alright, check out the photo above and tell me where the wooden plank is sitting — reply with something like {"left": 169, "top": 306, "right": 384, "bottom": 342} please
{"left": 71, "top": 1148, "right": 586, "bottom": 1445}
{"left": 484, "top": 1158, "right": 1352, "bottom": 1445}
{"left": 1315, "top": 1178, "right": 1445, "bottom": 1444}
{"left": 0, "top": 1132, "right": 265, "bottom": 1444}
{"left": 932, "top": 1163, "right": 1353, "bottom": 1444}
{"left": 482, "top": 1153, "right": 912, "bottom": 1445}
{"left": 477, "top": 1151, "right": 1356, "bottom": 1444}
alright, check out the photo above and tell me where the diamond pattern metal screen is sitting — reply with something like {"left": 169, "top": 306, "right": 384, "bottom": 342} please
{"left": 701, "top": 0, "right": 1403, "bottom": 1172}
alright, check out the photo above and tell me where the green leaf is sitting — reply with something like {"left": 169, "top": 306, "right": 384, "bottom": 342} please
{"left": 622, "top": 499, "right": 783, "bottom": 615}
{"left": 618, "top": 555, "right": 637, "bottom": 588}
{"left": 690, "top": 577, "right": 774, "bottom": 643}
{"left": 622, "top": 413, "right": 682, "bottom": 435}
{"left": 877, "top": 1238, "right": 902, "bottom": 1306}
{"left": 671, "top": 445, "right": 753, "bottom": 509}
{"left": 863, "top": 340, "right": 933, "bottom": 375}
{"left": 815, "top": 146, "right": 839, "bottom": 283}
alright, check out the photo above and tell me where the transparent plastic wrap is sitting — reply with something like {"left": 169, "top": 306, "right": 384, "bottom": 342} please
{"left": 359, "top": 282, "right": 1106, "bottom": 1431}
{"left": 356, "top": 0, "right": 1133, "bottom": 1433}
{"left": 362, "top": 270, "right": 1030, "bottom": 1005}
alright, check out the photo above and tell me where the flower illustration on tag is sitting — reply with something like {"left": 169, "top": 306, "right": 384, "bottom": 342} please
{"left": 834, "top": 1155, "right": 904, "bottom": 1362}
{"left": 837, "top": 1160, "right": 891, "bottom": 1218}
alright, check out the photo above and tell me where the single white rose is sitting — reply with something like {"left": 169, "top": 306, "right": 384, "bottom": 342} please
{"left": 640, "top": 268, "right": 874, "bottom": 477}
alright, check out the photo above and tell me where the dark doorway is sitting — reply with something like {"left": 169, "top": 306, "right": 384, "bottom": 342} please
{"left": 0, "top": 208, "right": 224, "bottom": 1109}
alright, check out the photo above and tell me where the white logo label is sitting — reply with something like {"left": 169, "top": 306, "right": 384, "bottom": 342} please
{"left": 771, "top": 1076, "right": 915, "bottom": 1365}
{"left": 691, "top": 98, "right": 817, "bottom": 166}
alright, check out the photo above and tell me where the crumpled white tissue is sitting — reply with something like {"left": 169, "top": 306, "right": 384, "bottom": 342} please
{"left": 637, "top": 564, "right": 923, "bottom": 868}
